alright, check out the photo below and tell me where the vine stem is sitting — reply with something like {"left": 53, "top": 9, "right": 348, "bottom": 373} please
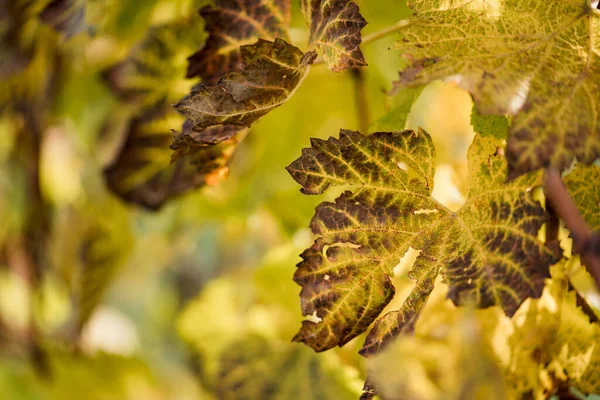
{"left": 544, "top": 167, "right": 600, "bottom": 290}
{"left": 350, "top": 68, "right": 370, "bottom": 133}
{"left": 361, "top": 19, "right": 411, "bottom": 46}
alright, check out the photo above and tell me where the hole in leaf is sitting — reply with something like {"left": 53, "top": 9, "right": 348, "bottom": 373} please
{"left": 393, "top": 247, "right": 421, "bottom": 277}
{"left": 507, "top": 77, "right": 532, "bottom": 115}
{"left": 305, "top": 311, "right": 322, "bottom": 324}
{"left": 413, "top": 209, "right": 439, "bottom": 215}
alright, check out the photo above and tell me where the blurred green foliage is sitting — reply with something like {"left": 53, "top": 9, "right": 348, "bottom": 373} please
{"left": 0, "top": 0, "right": 411, "bottom": 398}
{"left": 1, "top": 0, "right": 598, "bottom": 399}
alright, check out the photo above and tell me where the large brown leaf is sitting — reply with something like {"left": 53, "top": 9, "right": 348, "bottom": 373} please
{"left": 186, "top": 0, "right": 291, "bottom": 83}
{"left": 301, "top": 0, "right": 367, "bottom": 72}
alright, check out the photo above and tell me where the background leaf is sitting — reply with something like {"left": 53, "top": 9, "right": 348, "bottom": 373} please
{"left": 393, "top": 0, "right": 600, "bottom": 177}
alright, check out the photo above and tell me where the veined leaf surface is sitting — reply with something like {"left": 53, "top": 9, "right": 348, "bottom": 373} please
{"left": 301, "top": 0, "right": 367, "bottom": 72}
{"left": 287, "top": 130, "right": 560, "bottom": 354}
{"left": 176, "top": 38, "right": 316, "bottom": 133}
{"left": 393, "top": 0, "right": 600, "bottom": 177}
{"left": 186, "top": 0, "right": 291, "bottom": 82}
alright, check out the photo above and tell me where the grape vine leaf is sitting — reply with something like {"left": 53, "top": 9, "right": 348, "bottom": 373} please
{"left": 177, "top": 272, "right": 361, "bottom": 399}
{"left": 287, "top": 130, "right": 561, "bottom": 354}
{"left": 175, "top": 38, "right": 317, "bottom": 133}
{"left": 216, "top": 335, "right": 358, "bottom": 400}
{"left": 564, "top": 163, "right": 600, "bottom": 231}
{"left": 39, "top": 0, "right": 86, "bottom": 38}
{"left": 186, "top": 0, "right": 291, "bottom": 83}
{"left": 104, "top": 109, "right": 247, "bottom": 210}
{"left": 104, "top": 22, "right": 205, "bottom": 113}
{"left": 103, "top": 21, "right": 243, "bottom": 209}
{"left": 393, "top": 0, "right": 600, "bottom": 178}
{"left": 301, "top": 0, "right": 367, "bottom": 72}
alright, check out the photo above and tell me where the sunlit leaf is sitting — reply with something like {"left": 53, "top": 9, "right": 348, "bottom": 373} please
{"left": 506, "top": 266, "right": 600, "bottom": 397}
{"left": 301, "top": 0, "right": 367, "bottom": 72}
{"left": 367, "top": 307, "right": 506, "bottom": 400}
{"left": 287, "top": 130, "right": 560, "bottom": 353}
{"left": 187, "top": 0, "right": 291, "bottom": 83}
{"left": 393, "top": 0, "right": 600, "bottom": 177}
{"left": 176, "top": 38, "right": 317, "bottom": 133}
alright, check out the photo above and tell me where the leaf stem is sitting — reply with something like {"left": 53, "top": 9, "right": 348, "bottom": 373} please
{"left": 361, "top": 19, "right": 411, "bottom": 46}
{"left": 311, "top": 19, "right": 410, "bottom": 67}
{"left": 350, "top": 68, "right": 370, "bottom": 133}
{"left": 544, "top": 167, "right": 600, "bottom": 290}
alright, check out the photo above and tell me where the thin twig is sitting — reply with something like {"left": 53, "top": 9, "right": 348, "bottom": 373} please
{"left": 362, "top": 20, "right": 411, "bottom": 46}
{"left": 350, "top": 68, "right": 370, "bottom": 133}
{"left": 544, "top": 167, "right": 600, "bottom": 290}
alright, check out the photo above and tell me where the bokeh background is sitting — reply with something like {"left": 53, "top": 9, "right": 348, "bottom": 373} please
{"left": 2, "top": 0, "right": 597, "bottom": 398}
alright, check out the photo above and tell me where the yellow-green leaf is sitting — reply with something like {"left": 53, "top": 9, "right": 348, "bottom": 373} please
{"left": 175, "top": 38, "right": 316, "bottom": 133}
{"left": 216, "top": 335, "right": 358, "bottom": 400}
{"left": 301, "top": 0, "right": 367, "bottom": 72}
{"left": 506, "top": 266, "right": 600, "bottom": 397}
{"left": 287, "top": 130, "right": 560, "bottom": 353}
{"left": 367, "top": 308, "right": 507, "bottom": 400}
{"left": 186, "top": 0, "right": 291, "bottom": 82}
{"left": 393, "top": 0, "right": 600, "bottom": 177}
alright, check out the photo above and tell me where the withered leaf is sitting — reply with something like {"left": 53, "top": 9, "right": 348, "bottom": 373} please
{"left": 287, "top": 130, "right": 560, "bottom": 354}
{"left": 301, "top": 0, "right": 367, "bottom": 72}
{"left": 187, "top": 0, "right": 291, "bottom": 82}
{"left": 393, "top": 0, "right": 600, "bottom": 178}
{"left": 176, "top": 38, "right": 316, "bottom": 133}
{"left": 104, "top": 108, "right": 247, "bottom": 210}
